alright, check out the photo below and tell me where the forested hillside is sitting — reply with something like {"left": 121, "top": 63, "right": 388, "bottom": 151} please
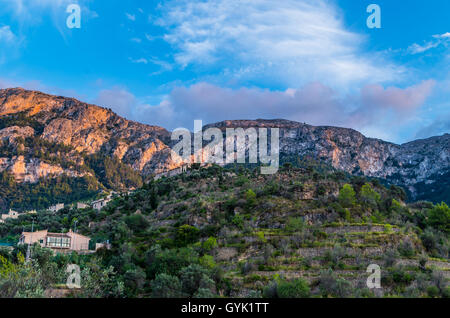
{"left": 0, "top": 164, "right": 448, "bottom": 298}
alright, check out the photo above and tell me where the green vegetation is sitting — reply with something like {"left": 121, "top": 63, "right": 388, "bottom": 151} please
{"left": 0, "top": 132, "right": 142, "bottom": 212}
{"left": 0, "top": 163, "right": 448, "bottom": 298}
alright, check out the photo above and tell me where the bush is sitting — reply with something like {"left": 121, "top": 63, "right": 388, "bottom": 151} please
{"left": 179, "top": 264, "right": 215, "bottom": 297}
{"left": 286, "top": 217, "right": 304, "bottom": 233}
{"left": 318, "top": 269, "right": 352, "bottom": 298}
{"left": 202, "top": 237, "right": 218, "bottom": 252}
{"left": 276, "top": 278, "right": 310, "bottom": 298}
{"left": 360, "top": 183, "right": 380, "bottom": 208}
{"left": 151, "top": 273, "right": 183, "bottom": 298}
{"left": 427, "top": 285, "right": 440, "bottom": 298}
{"left": 245, "top": 189, "right": 257, "bottom": 209}
{"left": 397, "top": 239, "right": 416, "bottom": 258}
{"left": 427, "top": 202, "right": 450, "bottom": 233}
{"left": 175, "top": 225, "right": 200, "bottom": 247}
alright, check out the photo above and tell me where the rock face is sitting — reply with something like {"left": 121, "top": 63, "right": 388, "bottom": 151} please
{"left": 0, "top": 89, "right": 448, "bottom": 201}
{"left": 0, "top": 88, "right": 180, "bottom": 181}
{"left": 206, "top": 119, "right": 449, "bottom": 200}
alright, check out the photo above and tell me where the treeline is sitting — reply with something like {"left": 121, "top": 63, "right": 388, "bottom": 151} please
{"left": 0, "top": 171, "right": 99, "bottom": 212}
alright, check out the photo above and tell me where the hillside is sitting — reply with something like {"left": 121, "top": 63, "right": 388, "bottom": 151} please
{"left": 0, "top": 164, "right": 448, "bottom": 298}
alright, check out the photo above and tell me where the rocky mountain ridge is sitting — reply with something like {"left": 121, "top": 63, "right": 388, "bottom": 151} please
{"left": 0, "top": 88, "right": 448, "bottom": 202}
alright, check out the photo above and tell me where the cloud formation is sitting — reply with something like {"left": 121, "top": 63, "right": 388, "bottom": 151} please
{"left": 93, "top": 80, "right": 435, "bottom": 143}
{"left": 415, "top": 116, "right": 450, "bottom": 139}
{"left": 155, "top": 0, "right": 403, "bottom": 88}
{"left": 0, "top": 0, "right": 98, "bottom": 28}
{"left": 408, "top": 32, "right": 450, "bottom": 54}
{"left": 0, "top": 26, "right": 16, "bottom": 43}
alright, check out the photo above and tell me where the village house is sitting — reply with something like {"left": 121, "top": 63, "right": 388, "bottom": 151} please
{"left": 76, "top": 202, "right": 89, "bottom": 209}
{"left": 95, "top": 241, "right": 111, "bottom": 251}
{"left": 92, "top": 198, "right": 111, "bottom": 211}
{"left": 48, "top": 203, "right": 64, "bottom": 213}
{"left": 1, "top": 209, "right": 20, "bottom": 221}
{"left": 19, "top": 229, "right": 90, "bottom": 252}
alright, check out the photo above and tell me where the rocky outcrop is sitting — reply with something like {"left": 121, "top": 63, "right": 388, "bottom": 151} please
{"left": 0, "top": 88, "right": 179, "bottom": 180}
{"left": 206, "top": 119, "right": 450, "bottom": 199}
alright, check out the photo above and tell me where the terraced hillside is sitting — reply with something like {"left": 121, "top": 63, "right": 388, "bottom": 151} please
{"left": 0, "top": 163, "right": 448, "bottom": 298}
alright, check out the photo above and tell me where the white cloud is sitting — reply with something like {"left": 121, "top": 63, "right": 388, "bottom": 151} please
{"left": 0, "top": 26, "right": 16, "bottom": 43}
{"left": 126, "top": 13, "right": 136, "bottom": 21}
{"left": 155, "top": 0, "right": 403, "bottom": 88}
{"left": 93, "top": 80, "right": 435, "bottom": 143}
{"left": 0, "top": 0, "right": 98, "bottom": 25}
{"left": 130, "top": 58, "right": 148, "bottom": 64}
{"left": 433, "top": 32, "right": 450, "bottom": 39}
{"left": 408, "top": 32, "right": 450, "bottom": 54}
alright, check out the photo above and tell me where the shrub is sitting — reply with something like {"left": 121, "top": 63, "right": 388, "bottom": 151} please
{"left": 245, "top": 189, "right": 257, "bottom": 209}
{"left": 276, "top": 278, "right": 310, "bottom": 298}
{"left": 151, "top": 273, "right": 183, "bottom": 298}
{"left": 427, "top": 202, "right": 450, "bottom": 233}
{"left": 360, "top": 183, "right": 381, "bottom": 208}
{"left": 318, "top": 269, "right": 352, "bottom": 298}
{"left": 256, "top": 231, "right": 267, "bottom": 243}
{"left": 202, "top": 237, "right": 218, "bottom": 251}
{"left": 427, "top": 285, "right": 440, "bottom": 298}
{"left": 175, "top": 225, "right": 200, "bottom": 247}
{"left": 286, "top": 217, "right": 304, "bottom": 233}
{"left": 397, "top": 239, "right": 416, "bottom": 258}
{"left": 179, "top": 264, "right": 215, "bottom": 297}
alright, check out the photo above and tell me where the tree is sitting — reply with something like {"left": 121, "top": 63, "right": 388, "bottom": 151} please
{"left": 338, "top": 184, "right": 356, "bottom": 208}
{"left": 202, "top": 237, "right": 218, "bottom": 252}
{"left": 245, "top": 189, "right": 257, "bottom": 209}
{"left": 360, "top": 183, "right": 381, "bottom": 207}
{"left": 428, "top": 202, "right": 450, "bottom": 233}
{"left": 151, "top": 273, "right": 183, "bottom": 298}
{"left": 175, "top": 225, "right": 200, "bottom": 247}
{"left": 179, "top": 264, "right": 215, "bottom": 296}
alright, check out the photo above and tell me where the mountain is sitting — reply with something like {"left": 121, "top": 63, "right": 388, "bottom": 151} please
{"left": 206, "top": 119, "right": 450, "bottom": 202}
{"left": 0, "top": 88, "right": 448, "bottom": 210}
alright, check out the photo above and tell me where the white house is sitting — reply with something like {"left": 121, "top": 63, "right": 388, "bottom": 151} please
{"left": 49, "top": 203, "right": 64, "bottom": 213}
{"left": 92, "top": 198, "right": 111, "bottom": 211}
{"left": 1, "top": 210, "right": 20, "bottom": 221}
{"left": 77, "top": 202, "right": 89, "bottom": 209}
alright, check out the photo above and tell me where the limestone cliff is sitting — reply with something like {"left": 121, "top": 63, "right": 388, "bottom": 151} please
{"left": 0, "top": 88, "right": 179, "bottom": 182}
{"left": 206, "top": 119, "right": 449, "bottom": 200}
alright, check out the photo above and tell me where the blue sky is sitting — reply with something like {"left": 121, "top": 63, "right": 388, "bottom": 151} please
{"left": 0, "top": 0, "right": 449, "bottom": 143}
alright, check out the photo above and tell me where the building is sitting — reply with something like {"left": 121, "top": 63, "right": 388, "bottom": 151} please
{"left": 19, "top": 229, "right": 90, "bottom": 252}
{"left": 49, "top": 203, "right": 64, "bottom": 213}
{"left": 1, "top": 209, "right": 20, "bottom": 221}
{"left": 76, "top": 202, "right": 89, "bottom": 209}
{"left": 95, "top": 241, "right": 111, "bottom": 251}
{"left": 92, "top": 198, "right": 111, "bottom": 211}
